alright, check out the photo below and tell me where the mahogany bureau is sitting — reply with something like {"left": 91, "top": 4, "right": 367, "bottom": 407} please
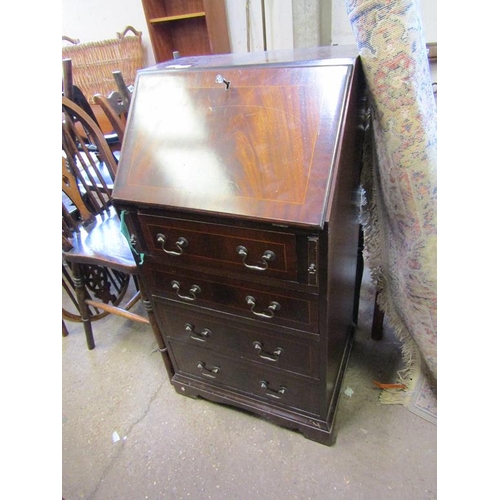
{"left": 113, "top": 46, "right": 367, "bottom": 445}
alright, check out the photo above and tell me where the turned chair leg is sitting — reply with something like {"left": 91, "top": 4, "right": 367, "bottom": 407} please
{"left": 138, "top": 278, "right": 175, "bottom": 379}
{"left": 62, "top": 319, "right": 69, "bottom": 337}
{"left": 371, "top": 290, "right": 384, "bottom": 340}
{"left": 357, "top": 226, "right": 385, "bottom": 340}
{"left": 353, "top": 225, "right": 364, "bottom": 325}
{"left": 73, "top": 264, "right": 95, "bottom": 350}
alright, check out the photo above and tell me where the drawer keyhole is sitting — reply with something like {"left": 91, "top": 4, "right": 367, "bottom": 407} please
{"left": 215, "top": 74, "right": 231, "bottom": 89}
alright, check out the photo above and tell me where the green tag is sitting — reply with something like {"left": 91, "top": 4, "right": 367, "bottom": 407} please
{"left": 120, "top": 210, "right": 144, "bottom": 265}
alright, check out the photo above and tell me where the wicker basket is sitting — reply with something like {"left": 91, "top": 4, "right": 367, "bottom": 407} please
{"left": 62, "top": 26, "right": 144, "bottom": 104}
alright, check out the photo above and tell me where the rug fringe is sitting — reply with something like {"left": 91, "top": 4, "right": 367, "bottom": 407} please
{"left": 359, "top": 113, "right": 422, "bottom": 406}
{"left": 376, "top": 287, "right": 421, "bottom": 405}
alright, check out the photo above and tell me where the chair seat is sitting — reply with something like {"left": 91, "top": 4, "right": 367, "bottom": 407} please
{"left": 62, "top": 95, "right": 160, "bottom": 352}
{"left": 63, "top": 209, "right": 137, "bottom": 274}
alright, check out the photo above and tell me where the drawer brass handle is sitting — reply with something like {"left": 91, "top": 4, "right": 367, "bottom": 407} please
{"left": 185, "top": 323, "right": 211, "bottom": 342}
{"left": 156, "top": 233, "right": 188, "bottom": 256}
{"left": 245, "top": 296, "right": 280, "bottom": 319}
{"left": 259, "top": 380, "right": 287, "bottom": 399}
{"left": 253, "top": 341, "right": 283, "bottom": 362}
{"left": 236, "top": 245, "right": 276, "bottom": 271}
{"left": 171, "top": 280, "right": 201, "bottom": 301}
{"left": 197, "top": 361, "right": 220, "bottom": 378}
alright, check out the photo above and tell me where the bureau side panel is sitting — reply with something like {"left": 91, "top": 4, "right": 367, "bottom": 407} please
{"left": 322, "top": 58, "right": 366, "bottom": 414}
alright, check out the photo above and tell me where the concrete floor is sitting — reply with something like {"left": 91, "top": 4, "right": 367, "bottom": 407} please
{"left": 62, "top": 267, "right": 437, "bottom": 500}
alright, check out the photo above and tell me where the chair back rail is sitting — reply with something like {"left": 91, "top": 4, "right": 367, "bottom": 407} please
{"left": 62, "top": 95, "right": 149, "bottom": 350}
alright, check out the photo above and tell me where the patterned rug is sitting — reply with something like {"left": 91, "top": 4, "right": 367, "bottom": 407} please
{"left": 408, "top": 363, "right": 436, "bottom": 425}
{"left": 345, "top": 0, "right": 437, "bottom": 414}
{"left": 378, "top": 317, "right": 436, "bottom": 425}
{"left": 359, "top": 261, "right": 437, "bottom": 425}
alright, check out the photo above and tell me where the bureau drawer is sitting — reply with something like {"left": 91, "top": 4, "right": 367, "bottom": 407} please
{"left": 154, "top": 302, "right": 320, "bottom": 379}
{"left": 169, "top": 340, "right": 321, "bottom": 416}
{"left": 138, "top": 214, "right": 298, "bottom": 281}
{"left": 146, "top": 265, "right": 319, "bottom": 333}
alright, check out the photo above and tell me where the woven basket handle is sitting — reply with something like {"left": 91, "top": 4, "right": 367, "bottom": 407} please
{"left": 62, "top": 35, "right": 80, "bottom": 45}
{"left": 117, "top": 26, "right": 142, "bottom": 39}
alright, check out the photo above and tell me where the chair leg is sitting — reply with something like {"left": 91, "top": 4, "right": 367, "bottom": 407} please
{"left": 353, "top": 225, "right": 364, "bottom": 325}
{"left": 62, "top": 319, "right": 69, "bottom": 337}
{"left": 371, "top": 290, "right": 384, "bottom": 340}
{"left": 73, "top": 264, "right": 95, "bottom": 350}
{"left": 138, "top": 279, "right": 175, "bottom": 379}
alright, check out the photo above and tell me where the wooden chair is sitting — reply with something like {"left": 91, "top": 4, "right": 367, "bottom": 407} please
{"left": 93, "top": 90, "right": 128, "bottom": 145}
{"left": 93, "top": 71, "right": 133, "bottom": 149}
{"left": 63, "top": 58, "right": 121, "bottom": 153}
{"left": 62, "top": 96, "right": 161, "bottom": 351}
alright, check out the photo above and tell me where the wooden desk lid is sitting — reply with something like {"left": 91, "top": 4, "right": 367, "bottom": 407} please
{"left": 113, "top": 47, "right": 359, "bottom": 228}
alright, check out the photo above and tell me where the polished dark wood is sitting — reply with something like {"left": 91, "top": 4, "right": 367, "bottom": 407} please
{"left": 114, "top": 58, "right": 353, "bottom": 227}
{"left": 144, "top": 263, "right": 320, "bottom": 332}
{"left": 113, "top": 46, "right": 367, "bottom": 445}
{"left": 154, "top": 301, "right": 320, "bottom": 379}
{"left": 141, "top": 0, "right": 230, "bottom": 63}
{"left": 138, "top": 214, "right": 299, "bottom": 280}
{"left": 171, "top": 339, "right": 322, "bottom": 415}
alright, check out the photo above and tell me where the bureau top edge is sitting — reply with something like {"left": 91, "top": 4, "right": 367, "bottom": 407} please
{"left": 140, "top": 45, "right": 360, "bottom": 74}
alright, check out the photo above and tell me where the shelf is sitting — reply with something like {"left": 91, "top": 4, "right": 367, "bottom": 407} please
{"left": 141, "top": 0, "right": 230, "bottom": 63}
{"left": 150, "top": 12, "right": 206, "bottom": 24}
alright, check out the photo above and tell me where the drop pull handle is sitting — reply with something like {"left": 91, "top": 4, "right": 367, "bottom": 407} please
{"left": 253, "top": 341, "right": 283, "bottom": 362}
{"left": 171, "top": 280, "right": 201, "bottom": 301}
{"left": 197, "top": 361, "right": 220, "bottom": 378}
{"left": 245, "top": 296, "right": 280, "bottom": 319}
{"left": 156, "top": 234, "right": 188, "bottom": 256}
{"left": 185, "top": 323, "right": 211, "bottom": 342}
{"left": 236, "top": 246, "right": 275, "bottom": 271}
{"left": 259, "top": 380, "right": 287, "bottom": 399}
